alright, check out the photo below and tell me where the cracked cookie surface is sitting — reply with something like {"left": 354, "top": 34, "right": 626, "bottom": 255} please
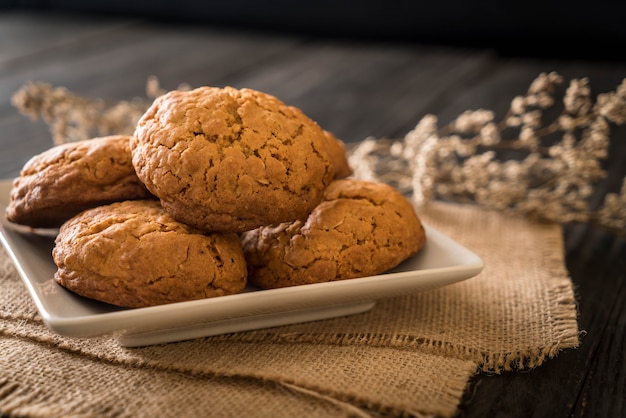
{"left": 131, "top": 86, "right": 335, "bottom": 233}
{"left": 241, "top": 179, "right": 426, "bottom": 288}
{"left": 5, "top": 135, "right": 153, "bottom": 228}
{"left": 53, "top": 200, "right": 247, "bottom": 308}
{"left": 322, "top": 129, "right": 353, "bottom": 179}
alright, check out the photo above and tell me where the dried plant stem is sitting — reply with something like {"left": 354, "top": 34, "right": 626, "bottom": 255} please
{"left": 350, "top": 72, "right": 626, "bottom": 237}
{"left": 11, "top": 73, "right": 626, "bottom": 237}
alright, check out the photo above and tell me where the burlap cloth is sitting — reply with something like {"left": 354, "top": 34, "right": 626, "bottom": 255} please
{"left": 0, "top": 201, "right": 579, "bottom": 418}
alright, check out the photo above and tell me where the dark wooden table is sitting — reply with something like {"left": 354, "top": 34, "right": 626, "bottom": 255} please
{"left": 1, "top": 10, "right": 624, "bottom": 417}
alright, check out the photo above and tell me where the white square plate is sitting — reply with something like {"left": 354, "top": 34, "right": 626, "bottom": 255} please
{"left": 0, "top": 178, "right": 483, "bottom": 347}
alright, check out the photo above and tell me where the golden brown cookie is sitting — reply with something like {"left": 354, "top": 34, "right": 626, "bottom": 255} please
{"left": 5, "top": 135, "right": 153, "bottom": 228}
{"left": 130, "top": 86, "right": 334, "bottom": 233}
{"left": 323, "top": 130, "right": 353, "bottom": 179}
{"left": 52, "top": 200, "right": 247, "bottom": 308}
{"left": 241, "top": 179, "right": 426, "bottom": 289}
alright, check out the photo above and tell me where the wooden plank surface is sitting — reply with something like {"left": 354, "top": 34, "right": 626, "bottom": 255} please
{"left": 0, "top": 11, "right": 624, "bottom": 417}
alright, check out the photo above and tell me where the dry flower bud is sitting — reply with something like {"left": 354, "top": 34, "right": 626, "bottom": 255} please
{"left": 479, "top": 123, "right": 500, "bottom": 145}
{"left": 528, "top": 72, "right": 563, "bottom": 95}
{"left": 522, "top": 110, "right": 542, "bottom": 128}
{"left": 558, "top": 114, "right": 576, "bottom": 131}
{"left": 597, "top": 89, "right": 626, "bottom": 124}
{"left": 564, "top": 78, "right": 592, "bottom": 115}
{"left": 519, "top": 127, "right": 539, "bottom": 150}
{"left": 452, "top": 110, "right": 494, "bottom": 133}
{"left": 511, "top": 96, "right": 527, "bottom": 114}
{"left": 506, "top": 116, "right": 522, "bottom": 127}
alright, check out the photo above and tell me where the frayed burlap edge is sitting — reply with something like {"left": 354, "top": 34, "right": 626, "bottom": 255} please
{"left": 0, "top": 318, "right": 477, "bottom": 417}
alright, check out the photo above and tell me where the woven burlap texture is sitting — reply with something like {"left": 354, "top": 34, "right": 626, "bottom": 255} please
{"left": 0, "top": 201, "right": 580, "bottom": 418}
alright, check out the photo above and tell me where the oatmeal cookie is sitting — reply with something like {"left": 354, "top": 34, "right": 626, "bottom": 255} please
{"left": 52, "top": 200, "right": 247, "bottom": 308}
{"left": 130, "top": 86, "right": 334, "bottom": 233}
{"left": 241, "top": 179, "right": 426, "bottom": 288}
{"left": 5, "top": 135, "right": 152, "bottom": 228}
{"left": 322, "top": 129, "right": 352, "bottom": 179}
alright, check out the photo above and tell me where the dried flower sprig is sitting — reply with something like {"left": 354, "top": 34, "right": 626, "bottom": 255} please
{"left": 349, "top": 72, "right": 626, "bottom": 237}
{"left": 10, "top": 77, "right": 190, "bottom": 145}
{"left": 11, "top": 73, "right": 626, "bottom": 236}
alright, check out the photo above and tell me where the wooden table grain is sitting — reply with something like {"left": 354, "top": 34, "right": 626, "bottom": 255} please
{"left": 1, "top": 11, "right": 624, "bottom": 417}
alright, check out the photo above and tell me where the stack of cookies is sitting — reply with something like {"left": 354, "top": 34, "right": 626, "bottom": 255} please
{"left": 5, "top": 86, "right": 426, "bottom": 308}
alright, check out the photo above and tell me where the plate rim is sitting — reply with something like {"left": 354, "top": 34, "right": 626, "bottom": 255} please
{"left": 0, "top": 178, "right": 484, "bottom": 343}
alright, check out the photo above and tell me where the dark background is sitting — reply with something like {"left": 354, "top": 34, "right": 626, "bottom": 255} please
{"left": 3, "top": 0, "right": 626, "bottom": 61}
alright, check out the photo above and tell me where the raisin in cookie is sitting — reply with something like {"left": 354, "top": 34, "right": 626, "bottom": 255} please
{"left": 52, "top": 200, "right": 247, "bottom": 308}
{"left": 130, "top": 86, "right": 334, "bottom": 233}
{"left": 6, "top": 135, "right": 152, "bottom": 228}
{"left": 241, "top": 179, "right": 426, "bottom": 288}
